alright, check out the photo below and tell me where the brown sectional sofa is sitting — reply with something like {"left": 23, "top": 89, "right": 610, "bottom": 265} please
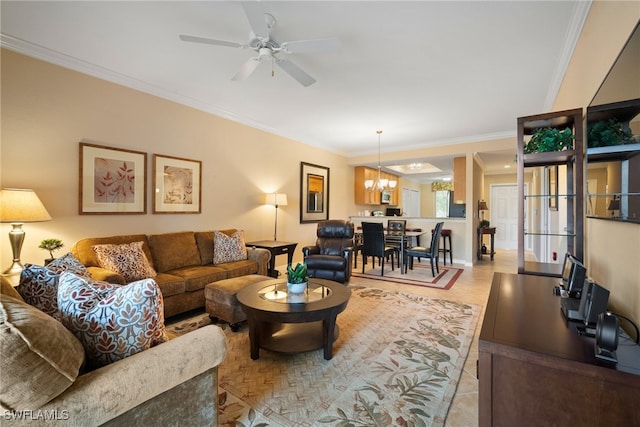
{"left": 71, "top": 229, "right": 271, "bottom": 318}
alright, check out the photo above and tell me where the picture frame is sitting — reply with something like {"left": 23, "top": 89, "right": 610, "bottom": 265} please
{"left": 79, "top": 142, "right": 147, "bottom": 214}
{"left": 300, "top": 162, "right": 330, "bottom": 223}
{"left": 548, "top": 165, "right": 558, "bottom": 211}
{"left": 153, "top": 154, "right": 202, "bottom": 214}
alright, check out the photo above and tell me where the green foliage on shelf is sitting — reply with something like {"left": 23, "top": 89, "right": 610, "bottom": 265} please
{"left": 587, "top": 118, "right": 635, "bottom": 147}
{"left": 524, "top": 127, "right": 574, "bottom": 154}
{"left": 286, "top": 263, "right": 308, "bottom": 284}
{"left": 479, "top": 220, "right": 490, "bottom": 228}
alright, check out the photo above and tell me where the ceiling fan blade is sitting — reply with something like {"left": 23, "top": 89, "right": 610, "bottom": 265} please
{"left": 179, "top": 34, "right": 243, "bottom": 49}
{"left": 281, "top": 37, "right": 341, "bottom": 54}
{"left": 241, "top": 2, "right": 270, "bottom": 39}
{"left": 276, "top": 58, "right": 316, "bottom": 87}
{"left": 231, "top": 57, "right": 261, "bottom": 81}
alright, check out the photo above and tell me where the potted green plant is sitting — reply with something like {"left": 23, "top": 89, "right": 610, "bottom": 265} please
{"left": 39, "top": 238, "right": 64, "bottom": 265}
{"left": 286, "top": 263, "right": 308, "bottom": 294}
{"left": 524, "top": 127, "right": 574, "bottom": 154}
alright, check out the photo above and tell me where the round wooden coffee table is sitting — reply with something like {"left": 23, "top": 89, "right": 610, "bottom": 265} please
{"left": 236, "top": 278, "right": 350, "bottom": 360}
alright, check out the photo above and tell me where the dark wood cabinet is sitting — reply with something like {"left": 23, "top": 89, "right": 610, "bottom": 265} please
{"left": 479, "top": 273, "right": 640, "bottom": 426}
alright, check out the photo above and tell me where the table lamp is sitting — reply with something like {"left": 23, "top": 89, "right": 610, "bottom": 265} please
{"left": 1, "top": 188, "right": 52, "bottom": 276}
{"left": 265, "top": 193, "right": 287, "bottom": 241}
{"left": 607, "top": 196, "right": 620, "bottom": 218}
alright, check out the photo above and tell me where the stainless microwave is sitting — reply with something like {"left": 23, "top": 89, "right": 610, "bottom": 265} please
{"left": 381, "top": 190, "right": 392, "bottom": 204}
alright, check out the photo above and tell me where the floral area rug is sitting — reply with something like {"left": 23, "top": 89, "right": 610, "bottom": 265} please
{"left": 351, "top": 255, "right": 463, "bottom": 290}
{"left": 166, "top": 286, "right": 479, "bottom": 427}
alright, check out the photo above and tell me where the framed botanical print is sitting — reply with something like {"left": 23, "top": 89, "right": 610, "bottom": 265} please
{"left": 300, "top": 162, "right": 329, "bottom": 223}
{"left": 153, "top": 154, "right": 202, "bottom": 214}
{"left": 79, "top": 142, "right": 147, "bottom": 214}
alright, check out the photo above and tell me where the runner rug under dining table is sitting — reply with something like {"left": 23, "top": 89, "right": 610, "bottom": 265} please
{"left": 351, "top": 255, "right": 464, "bottom": 290}
{"left": 166, "top": 286, "right": 480, "bottom": 427}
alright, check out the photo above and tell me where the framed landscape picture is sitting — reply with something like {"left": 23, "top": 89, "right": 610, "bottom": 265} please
{"left": 79, "top": 142, "right": 147, "bottom": 214}
{"left": 300, "top": 162, "right": 329, "bottom": 223}
{"left": 153, "top": 154, "right": 202, "bottom": 214}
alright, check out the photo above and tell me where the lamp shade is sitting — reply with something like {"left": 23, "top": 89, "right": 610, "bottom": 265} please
{"left": 265, "top": 193, "right": 288, "bottom": 207}
{"left": 608, "top": 198, "right": 620, "bottom": 211}
{"left": 0, "top": 189, "right": 52, "bottom": 223}
{"left": 478, "top": 200, "right": 489, "bottom": 211}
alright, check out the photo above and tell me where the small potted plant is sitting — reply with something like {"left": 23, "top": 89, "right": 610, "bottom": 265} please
{"left": 286, "top": 263, "right": 308, "bottom": 294}
{"left": 39, "top": 238, "right": 64, "bottom": 265}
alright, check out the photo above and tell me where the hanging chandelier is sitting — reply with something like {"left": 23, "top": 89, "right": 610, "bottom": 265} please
{"left": 364, "top": 130, "right": 397, "bottom": 192}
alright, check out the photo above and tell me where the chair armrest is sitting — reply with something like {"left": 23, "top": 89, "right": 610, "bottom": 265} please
{"left": 36, "top": 325, "right": 227, "bottom": 426}
{"left": 302, "top": 246, "right": 320, "bottom": 257}
{"left": 247, "top": 247, "right": 271, "bottom": 276}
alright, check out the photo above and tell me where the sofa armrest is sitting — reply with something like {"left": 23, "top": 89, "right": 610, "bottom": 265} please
{"left": 34, "top": 325, "right": 227, "bottom": 427}
{"left": 86, "top": 266, "right": 125, "bottom": 284}
{"left": 247, "top": 247, "right": 271, "bottom": 276}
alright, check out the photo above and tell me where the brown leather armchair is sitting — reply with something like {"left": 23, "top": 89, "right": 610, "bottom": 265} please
{"left": 302, "top": 220, "right": 354, "bottom": 284}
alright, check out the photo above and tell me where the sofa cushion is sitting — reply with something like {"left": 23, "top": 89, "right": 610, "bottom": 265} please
{"left": 92, "top": 241, "right": 157, "bottom": 283}
{"left": 167, "top": 265, "right": 227, "bottom": 292}
{"left": 148, "top": 231, "right": 201, "bottom": 272}
{"left": 58, "top": 272, "right": 167, "bottom": 369}
{"left": 153, "top": 272, "right": 187, "bottom": 297}
{"left": 0, "top": 294, "right": 85, "bottom": 410}
{"left": 215, "top": 259, "right": 259, "bottom": 278}
{"left": 194, "top": 230, "right": 214, "bottom": 266}
{"left": 1, "top": 275, "right": 23, "bottom": 301}
{"left": 213, "top": 230, "right": 247, "bottom": 265}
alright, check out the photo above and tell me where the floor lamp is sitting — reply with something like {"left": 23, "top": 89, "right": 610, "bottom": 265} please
{"left": 265, "top": 193, "right": 287, "bottom": 241}
{"left": 1, "top": 188, "right": 52, "bottom": 277}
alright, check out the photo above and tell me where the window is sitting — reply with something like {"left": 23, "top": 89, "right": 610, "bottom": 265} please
{"left": 435, "top": 190, "right": 450, "bottom": 218}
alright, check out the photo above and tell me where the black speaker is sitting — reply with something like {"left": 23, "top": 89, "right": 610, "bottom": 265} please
{"left": 595, "top": 312, "right": 619, "bottom": 363}
{"left": 578, "top": 281, "right": 610, "bottom": 326}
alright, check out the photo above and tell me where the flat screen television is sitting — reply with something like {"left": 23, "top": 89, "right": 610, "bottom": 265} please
{"left": 386, "top": 208, "right": 401, "bottom": 216}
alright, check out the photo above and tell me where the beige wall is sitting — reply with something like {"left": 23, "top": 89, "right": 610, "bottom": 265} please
{"left": 0, "top": 50, "right": 356, "bottom": 268}
{"left": 554, "top": 2, "right": 640, "bottom": 328}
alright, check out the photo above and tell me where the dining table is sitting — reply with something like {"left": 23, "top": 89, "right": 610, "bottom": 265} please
{"left": 356, "top": 230, "right": 427, "bottom": 275}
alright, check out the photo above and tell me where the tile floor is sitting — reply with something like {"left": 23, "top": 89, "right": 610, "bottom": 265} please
{"left": 347, "top": 248, "right": 518, "bottom": 427}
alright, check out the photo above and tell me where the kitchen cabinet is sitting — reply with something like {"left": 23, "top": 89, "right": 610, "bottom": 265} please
{"left": 453, "top": 157, "right": 466, "bottom": 203}
{"left": 354, "top": 166, "right": 399, "bottom": 205}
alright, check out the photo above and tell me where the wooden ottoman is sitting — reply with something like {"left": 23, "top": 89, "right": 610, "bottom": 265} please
{"left": 204, "top": 274, "right": 269, "bottom": 332}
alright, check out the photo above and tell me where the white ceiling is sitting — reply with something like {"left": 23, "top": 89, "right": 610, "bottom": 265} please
{"left": 0, "top": 1, "right": 591, "bottom": 180}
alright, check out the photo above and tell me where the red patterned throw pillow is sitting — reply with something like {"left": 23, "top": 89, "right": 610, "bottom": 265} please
{"left": 92, "top": 241, "right": 157, "bottom": 283}
{"left": 213, "top": 230, "right": 248, "bottom": 264}
{"left": 57, "top": 272, "right": 167, "bottom": 368}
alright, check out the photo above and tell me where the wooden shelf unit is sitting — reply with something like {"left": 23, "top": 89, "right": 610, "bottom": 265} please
{"left": 517, "top": 108, "right": 584, "bottom": 276}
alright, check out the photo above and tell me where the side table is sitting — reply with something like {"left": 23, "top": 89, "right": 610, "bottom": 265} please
{"left": 477, "top": 227, "right": 496, "bottom": 260}
{"left": 245, "top": 240, "right": 297, "bottom": 278}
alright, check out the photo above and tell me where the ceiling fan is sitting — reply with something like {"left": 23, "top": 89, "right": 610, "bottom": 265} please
{"left": 179, "top": 2, "right": 341, "bottom": 87}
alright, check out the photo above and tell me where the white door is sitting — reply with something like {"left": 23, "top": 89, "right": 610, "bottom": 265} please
{"left": 491, "top": 184, "right": 518, "bottom": 250}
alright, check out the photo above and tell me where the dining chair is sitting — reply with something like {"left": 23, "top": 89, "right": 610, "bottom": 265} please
{"left": 404, "top": 221, "right": 444, "bottom": 277}
{"left": 386, "top": 219, "right": 407, "bottom": 268}
{"left": 352, "top": 228, "right": 364, "bottom": 268}
{"left": 361, "top": 222, "right": 396, "bottom": 276}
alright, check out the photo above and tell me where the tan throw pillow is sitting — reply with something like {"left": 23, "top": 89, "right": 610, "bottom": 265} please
{"left": 213, "top": 230, "right": 247, "bottom": 264}
{"left": 92, "top": 241, "right": 157, "bottom": 283}
{"left": 0, "top": 294, "right": 85, "bottom": 410}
